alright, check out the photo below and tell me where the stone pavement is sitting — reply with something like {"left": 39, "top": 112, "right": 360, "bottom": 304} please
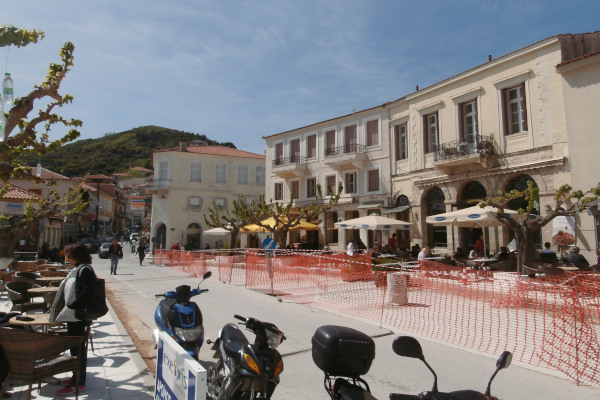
{"left": 0, "top": 289, "right": 154, "bottom": 399}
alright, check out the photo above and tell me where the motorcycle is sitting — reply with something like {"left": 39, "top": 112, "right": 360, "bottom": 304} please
{"left": 206, "top": 314, "right": 286, "bottom": 400}
{"left": 311, "top": 325, "right": 512, "bottom": 400}
{"left": 152, "top": 271, "right": 212, "bottom": 359}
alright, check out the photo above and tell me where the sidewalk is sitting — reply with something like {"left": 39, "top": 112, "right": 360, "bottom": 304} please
{"left": 0, "top": 289, "right": 154, "bottom": 399}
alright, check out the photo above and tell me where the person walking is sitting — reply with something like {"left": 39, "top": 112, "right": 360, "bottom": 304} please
{"left": 135, "top": 240, "right": 146, "bottom": 266}
{"left": 53, "top": 243, "right": 97, "bottom": 396}
{"left": 108, "top": 238, "right": 123, "bottom": 275}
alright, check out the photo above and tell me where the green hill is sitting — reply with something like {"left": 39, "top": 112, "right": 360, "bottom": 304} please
{"left": 21, "top": 126, "right": 237, "bottom": 177}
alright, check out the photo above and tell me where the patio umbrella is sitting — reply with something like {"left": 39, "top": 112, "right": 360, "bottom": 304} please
{"left": 425, "top": 205, "right": 519, "bottom": 253}
{"left": 241, "top": 217, "right": 319, "bottom": 232}
{"left": 334, "top": 215, "right": 412, "bottom": 230}
{"left": 203, "top": 227, "right": 230, "bottom": 235}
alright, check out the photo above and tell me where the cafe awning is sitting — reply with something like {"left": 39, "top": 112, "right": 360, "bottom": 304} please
{"left": 383, "top": 205, "right": 411, "bottom": 214}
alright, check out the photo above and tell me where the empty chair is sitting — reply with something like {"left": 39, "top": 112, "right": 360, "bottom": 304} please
{"left": 16, "top": 262, "right": 37, "bottom": 272}
{"left": 13, "top": 271, "right": 39, "bottom": 285}
{"left": 5, "top": 281, "right": 46, "bottom": 313}
{"left": 0, "top": 327, "right": 86, "bottom": 400}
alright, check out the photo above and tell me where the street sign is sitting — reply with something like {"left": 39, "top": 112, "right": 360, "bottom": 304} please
{"left": 262, "top": 237, "right": 276, "bottom": 250}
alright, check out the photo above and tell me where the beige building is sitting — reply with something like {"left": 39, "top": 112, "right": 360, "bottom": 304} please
{"left": 388, "top": 31, "right": 600, "bottom": 260}
{"left": 148, "top": 141, "right": 265, "bottom": 250}
{"left": 263, "top": 106, "right": 393, "bottom": 251}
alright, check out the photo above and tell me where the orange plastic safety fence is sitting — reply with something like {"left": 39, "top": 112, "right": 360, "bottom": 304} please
{"left": 152, "top": 249, "right": 600, "bottom": 386}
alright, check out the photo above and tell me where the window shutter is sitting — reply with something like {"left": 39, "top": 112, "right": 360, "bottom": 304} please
{"left": 501, "top": 88, "right": 508, "bottom": 135}
{"left": 520, "top": 82, "right": 528, "bottom": 131}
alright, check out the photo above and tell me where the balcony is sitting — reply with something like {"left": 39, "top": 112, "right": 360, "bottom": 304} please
{"left": 144, "top": 178, "right": 172, "bottom": 196}
{"left": 272, "top": 155, "right": 308, "bottom": 178}
{"left": 433, "top": 135, "right": 498, "bottom": 173}
{"left": 324, "top": 144, "right": 368, "bottom": 169}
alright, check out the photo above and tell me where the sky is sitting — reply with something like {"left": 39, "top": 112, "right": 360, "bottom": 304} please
{"left": 3, "top": 0, "right": 600, "bottom": 155}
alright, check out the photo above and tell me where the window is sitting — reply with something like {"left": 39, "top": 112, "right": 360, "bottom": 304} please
{"left": 214, "top": 198, "right": 227, "bottom": 209}
{"left": 394, "top": 124, "right": 407, "bottom": 160}
{"left": 307, "top": 134, "right": 317, "bottom": 159}
{"left": 157, "top": 160, "right": 169, "bottom": 186}
{"left": 344, "top": 125, "right": 357, "bottom": 153}
{"left": 237, "top": 165, "right": 249, "bottom": 185}
{"left": 503, "top": 83, "right": 527, "bottom": 135}
{"left": 290, "top": 139, "right": 301, "bottom": 162}
{"left": 215, "top": 163, "right": 227, "bottom": 183}
{"left": 274, "top": 182, "right": 283, "bottom": 201}
{"left": 274, "top": 142, "right": 284, "bottom": 165}
{"left": 291, "top": 181, "right": 299, "bottom": 200}
{"left": 325, "top": 175, "right": 337, "bottom": 196}
{"left": 255, "top": 166, "right": 265, "bottom": 186}
{"left": 459, "top": 100, "right": 478, "bottom": 142}
{"left": 188, "top": 196, "right": 203, "bottom": 208}
{"left": 190, "top": 162, "right": 202, "bottom": 182}
{"left": 306, "top": 177, "right": 317, "bottom": 198}
{"left": 345, "top": 172, "right": 357, "bottom": 194}
{"left": 325, "top": 130, "right": 336, "bottom": 156}
{"left": 366, "top": 120, "right": 379, "bottom": 147}
{"left": 423, "top": 112, "right": 439, "bottom": 153}
{"left": 367, "top": 169, "right": 379, "bottom": 192}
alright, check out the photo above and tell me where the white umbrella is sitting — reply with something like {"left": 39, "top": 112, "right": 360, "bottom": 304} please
{"left": 425, "top": 204, "right": 519, "bottom": 253}
{"left": 334, "top": 215, "right": 412, "bottom": 230}
{"left": 204, "top": 227, "right": 230, "bottom": 235}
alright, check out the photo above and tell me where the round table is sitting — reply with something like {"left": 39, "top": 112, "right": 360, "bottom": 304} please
{"left": 36, "top": 276, "right": 65, "bottom": 286}
{"left": 9, "top": 313, "right": 63, "bottom": 332}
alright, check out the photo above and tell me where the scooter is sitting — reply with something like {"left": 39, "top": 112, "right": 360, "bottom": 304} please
{"left": 152, "top": 271, "right": 212, "bottom": 359}
{"left": 206, "top": 314, "right": 286, "bottom": 400}
{"left": 311, "top": 325, "right": 511, "bottom": 400}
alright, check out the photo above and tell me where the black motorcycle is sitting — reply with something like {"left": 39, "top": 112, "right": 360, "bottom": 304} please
{"left": 311, "top": 325, "right": 512, "bottom": 400}
{"left": 206, "top": 314, "right": 286, "bottom": 400}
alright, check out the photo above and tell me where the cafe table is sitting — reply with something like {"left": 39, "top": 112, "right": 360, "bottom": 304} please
{"left": 28, "top": 286, "right": 60, "bottom": 309}
{"left": 9, "top": 313, "right": 63, "bottom": 332}
{"left": 472, "top": 258, "right": 498, "bottom": 270}
{"left": 36, "top": 276, "right": 65, "bottom": 286}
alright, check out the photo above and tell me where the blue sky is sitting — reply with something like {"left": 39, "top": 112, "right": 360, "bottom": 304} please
{"left": 3, "top": 0, "right": 599, "bottom": 155}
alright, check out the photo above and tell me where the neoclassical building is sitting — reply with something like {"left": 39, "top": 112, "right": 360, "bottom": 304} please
{"left": 148, "top": 141, "right": 265, "bottom": 250}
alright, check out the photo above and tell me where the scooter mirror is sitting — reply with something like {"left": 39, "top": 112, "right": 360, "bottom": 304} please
{"left": 496, "top": 351, "right": 512, "bottom": 370}
{"left": 392, "top": 336, "right": 424, "bottom": 360}
{"left": 203, "top": 271, "right": 212, "bottom": 279}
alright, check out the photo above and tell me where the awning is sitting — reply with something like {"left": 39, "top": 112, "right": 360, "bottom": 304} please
{"left": 383, "top": 205, "right": 411, "bottom": 214}
{"left": 357, "top": 202, "right": 383, "bottom": 209}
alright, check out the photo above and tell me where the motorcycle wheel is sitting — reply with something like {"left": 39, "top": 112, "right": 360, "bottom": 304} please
{"left": 207, "top": 360, "right": 226, "bottom": 400}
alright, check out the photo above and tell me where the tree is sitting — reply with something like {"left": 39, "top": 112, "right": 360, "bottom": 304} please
{"left": 0, "top": 25, "right": 88, "bottom": 259}
{"left": 204, "top": 184, "right": 342, "bottom": 248}
{"left": 479, "top": 181, "right": 600, "bottom": 273}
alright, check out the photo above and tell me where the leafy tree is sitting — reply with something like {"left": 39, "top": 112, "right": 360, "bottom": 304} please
{"left": 204, "top": 184, "right": 342, "bottom": 249}
{"left": 0, "top": 25, "right": 88, "bottom": 258}
{"left": 479, "top": 181, "right": 600, "bottom": 273}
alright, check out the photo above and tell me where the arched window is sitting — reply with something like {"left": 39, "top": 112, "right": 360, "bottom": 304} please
{"left": 186, "top": 223, "right": 202, "bottom": 250}
{"left": 395, "top": 194, "right": 410, "bottom": 207}
{"left": 505, "top": 174, "right": 541, "bottom": 246}
{"left": 461, "top": 181, "right": 487, "bottom": 205}
{"left": 426, "top": 187, "right": 447, "bottom": 247}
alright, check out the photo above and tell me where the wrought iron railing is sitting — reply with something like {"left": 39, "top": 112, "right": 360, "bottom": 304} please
{"left": 433, "top": 135, "right": 498, "bottom": 162}
{"left": 324, "top": 143, "right": 367, "bottom": 157}
{"left": 272, "top": 155, "right": 307, "bottom": 167}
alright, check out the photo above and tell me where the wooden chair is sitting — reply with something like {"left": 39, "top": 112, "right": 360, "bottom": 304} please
{"left": 0, "top": 327, "right": 86, "bottom": 400}
{"left": 16, "top": 262, "right": 37, "bottom": 272}
{"left": 5, "top": 281, "right": 46, "bottom": 314}
{"left": 0, "top": 270, "right": 15, "bottom": 297}
{"left": 36, "top": 259, "right": 48, "bottom": 266}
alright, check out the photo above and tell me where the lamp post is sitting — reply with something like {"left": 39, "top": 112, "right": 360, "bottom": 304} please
{"left": 95, "top": 180, "right": 100, "bottom": 239}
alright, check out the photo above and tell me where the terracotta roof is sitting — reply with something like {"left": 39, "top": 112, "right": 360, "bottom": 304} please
{"left": 27, "top": 166, "right": 70, "bottom": 180}
{"left": 557, "top": 31, "right": 600, "bottom": 66}
{"left": 0, "top": 184, "right": 42, "bottom": 201}
{"left": 155, "top": 145, "right": 265, "bottom": 159}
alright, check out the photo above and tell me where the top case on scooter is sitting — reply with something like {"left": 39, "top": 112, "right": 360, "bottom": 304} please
{"left": 312, "top": 325, "right": 375, "bottom": 378}
{"left": 222, "top": 323, "right": 249, "bottom": 358}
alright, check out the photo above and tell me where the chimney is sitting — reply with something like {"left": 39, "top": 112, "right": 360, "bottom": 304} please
{"left": 488, "top": 54, "right": 492, "bottom": 62}
{"left": 180, "top": 141, "right": 188, "bottom": 151}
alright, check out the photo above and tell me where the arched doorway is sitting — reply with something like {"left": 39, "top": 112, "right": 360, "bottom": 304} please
{"left": 426, "top": 187, "right": 447, "bottom": 247}
{"left": 154, "top": 223, "right": 167, "bottom": 251}
{"left": 460, "top": 181, "right": 488, "bottom": 252}
{"left": 186, "top": 223, "right": 202, "bottom": 250}
{"left": 391, "top": 195, "right": 411, "bottom": 250}
{"left": 505, "top": 174, "right": 541, "bottom": 246}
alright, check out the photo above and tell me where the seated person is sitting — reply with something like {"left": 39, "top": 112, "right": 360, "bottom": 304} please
{"left": 417, "top": 244, "right": 433, "bottom": 261}
{"left": 370, "top": 245, "right": 381, "bottom": 258}
{"left": 397, "top": 247, "right": 410, "bottom": 259}
{"left": 496, "top": 247, "right": 509, "bottom": 262}
{"left": 489, "top": 252, "right": 517, "bottom": 271}
{"left": 379, "top": 244, "right": 397, "bottom": 258}
{"left": 452, "top": 247, "right": 467, "bottom": 260}
{"left": 411, "top": 244, "right": 421, "bottom": 258}
{"left": 562, "top": 246, "right": 590, "bottom": 269}
{"left": 468, "top": 249, "right": 477, "bottom": 259}
{"left": 539, "top": 242, "right": 558, "bottom": 263}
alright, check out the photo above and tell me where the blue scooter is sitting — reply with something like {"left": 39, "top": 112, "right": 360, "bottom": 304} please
{"left": 153, "top": 271, "right": 212, "bottom": 359}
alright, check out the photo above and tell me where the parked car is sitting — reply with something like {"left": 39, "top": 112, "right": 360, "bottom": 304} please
{"left": 99, "top": 242, "right": 112, "bottom": 259}
{"left": 130, "top": 233, "right": 140, "bottom": 242}
{"left": 81, "top": 237, "right": 99, "bottom": 253}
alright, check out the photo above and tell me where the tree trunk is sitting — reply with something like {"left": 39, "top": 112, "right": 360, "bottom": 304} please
{"left": 515, "top": 225, "right": 537, "bottom": 274}
{"left": 0, "top": 230, "right": 19, "bottom": 259}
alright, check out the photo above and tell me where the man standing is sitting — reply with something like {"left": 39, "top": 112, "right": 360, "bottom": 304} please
{"left": 108, "top": 238, "right": 123, "bottom": 275}
{"left": 388, "top": 233, "right": 398, "bottom": 254}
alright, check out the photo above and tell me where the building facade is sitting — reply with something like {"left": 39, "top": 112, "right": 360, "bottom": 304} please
{"left": 263, "top": 106, "right": 393, "bottom": 251}
{"left": 148, "top": 141, "right": 265, "bottom": 250}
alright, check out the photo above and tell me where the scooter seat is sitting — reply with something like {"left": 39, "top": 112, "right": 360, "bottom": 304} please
{"left": 222, "top": 323, "right": 249, "bottom": 358}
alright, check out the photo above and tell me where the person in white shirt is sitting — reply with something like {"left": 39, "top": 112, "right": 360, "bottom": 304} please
{"left": 346, "top": 240, "right": 356, "bottom": 257}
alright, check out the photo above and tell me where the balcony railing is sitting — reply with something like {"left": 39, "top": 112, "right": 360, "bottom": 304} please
{"left": 272, "top": 155, "right": 307, "bottom": 167}
{"left": 433, "top": 135, "right": 498, "bottom": 162}
{"left": 325, "top": 143, "right": 367, "bottom": 157}
{"left": 147, "top": 178, "right": 172, "bottom": 189}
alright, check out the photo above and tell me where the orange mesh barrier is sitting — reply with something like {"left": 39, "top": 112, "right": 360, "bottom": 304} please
{"left": 153, "top": 249, "right": 600, "bottom": 386}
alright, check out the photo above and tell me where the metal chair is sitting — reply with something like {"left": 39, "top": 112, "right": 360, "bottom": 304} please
{"left": 0, "top": 327, "right": 86, "bottom": 400}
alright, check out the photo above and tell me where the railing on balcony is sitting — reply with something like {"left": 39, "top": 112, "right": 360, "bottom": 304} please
{"left": 272, "top": 155, "right": 307, "bottom": 167}
{"left": 433, "top": 135, "right": 498, "bottom": 162}
{"left": 147, "top": 178, "right": 172, "bottom": 189}
{"left": 324, "top": 143, "right": 367, "bottom": 157}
